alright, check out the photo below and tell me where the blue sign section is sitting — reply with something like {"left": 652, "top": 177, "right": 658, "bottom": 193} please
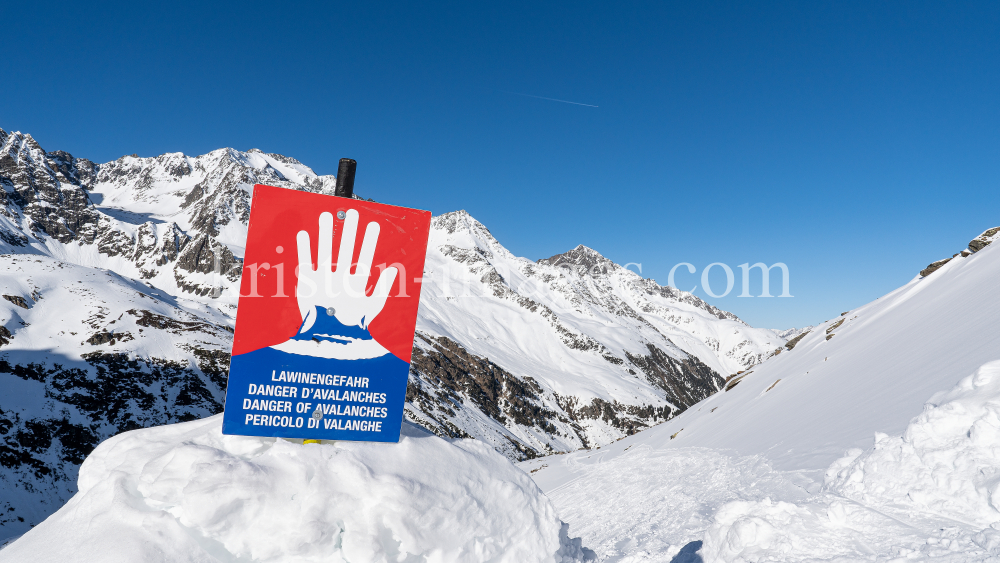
{"left": 222, "top": 346, "right": 409, "bottom": 442}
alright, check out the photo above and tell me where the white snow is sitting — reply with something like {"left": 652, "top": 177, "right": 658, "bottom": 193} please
{"left": 412, "top": 212, "right": 785, "bottom": 451}
{"left": 0, "top": 416, "right": 593, "bottom": 563}
{"left": 0, "top": 254, "right": 233, "bottom": 365}
{"left": 521, "top": 234, "right": 1000, "bottom": 561}
{"left": 701, "top": 361, "right": 1000, "bottom": 561}
{"left": 825, "top": 360, "right": 1000, "bottom": 529}
{"left": 10, "top": 130, "right": 1000, "bottom": 560}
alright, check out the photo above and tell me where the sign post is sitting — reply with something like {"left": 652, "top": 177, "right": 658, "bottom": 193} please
{"left": 221, "top": 180, "right": 431, "bottom": 443}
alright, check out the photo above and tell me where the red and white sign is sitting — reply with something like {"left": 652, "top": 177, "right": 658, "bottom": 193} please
{"left": 222, "top": 184, "right": 431, "bottom": 442}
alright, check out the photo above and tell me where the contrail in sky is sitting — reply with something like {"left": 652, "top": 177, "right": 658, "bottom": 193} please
{"left": 500, "top": 90, "right": 599, "bottom": 108}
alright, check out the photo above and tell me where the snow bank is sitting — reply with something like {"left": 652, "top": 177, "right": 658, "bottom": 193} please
{"left": 702, "top": 497, "right": 866, "bottom": 562}
{"left": 701, "top": 361, "right": 1000, "bottom": 562}
{"left": 0, "top": 415, "right": 592, "bottom": 563}
{"left": 825, "top": 360, "right": 1000, "bottom": 527}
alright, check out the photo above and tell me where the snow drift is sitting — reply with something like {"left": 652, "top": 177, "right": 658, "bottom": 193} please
{"left": 826, "top": 360, "right": 1000, "bottom": 528}
{"left": 0, "top": 416, "right": 592, "bottom": 563}
{"left": 701, "top": 361, "right": 1000, "bottom": 561}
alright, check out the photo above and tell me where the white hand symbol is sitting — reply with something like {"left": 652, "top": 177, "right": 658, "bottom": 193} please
{"left": 295, "top": 209, "right": 398, "bottom": 333}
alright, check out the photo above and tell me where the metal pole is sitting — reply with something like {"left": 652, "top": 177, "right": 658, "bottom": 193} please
{"left": 306, "top": 158, "right": 355, "bottom": 445}
{"left": 335, "top": 158, "right": 357, "bottom": 199}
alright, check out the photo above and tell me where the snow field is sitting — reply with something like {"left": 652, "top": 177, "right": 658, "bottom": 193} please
{"left": 702, "top": 361, "right": 1000, "bottom": 561}
{"left": 533, "top": 436, "right": 999, "bottom": 562}
{"left": 528, "top": 363, "right": 1000, "bottom": 561}
{"left": 531, "top": 445, "right": 807, "bottom": 562}
{"left": 0, "top": 416, "right": 592, "bottom": 563}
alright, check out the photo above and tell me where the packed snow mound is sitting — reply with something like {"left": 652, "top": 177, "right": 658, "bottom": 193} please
{"left": 825, "top": 360, "right": 1000, "bottom": 528}
{"left": 0, "top": 416, "right": 593, "bottom": 563}
{"left": 702, "top": 497, "right": 864, "bottom": 562}
{"left": 700, "top": 361, "right": 1000, "bottom": 562}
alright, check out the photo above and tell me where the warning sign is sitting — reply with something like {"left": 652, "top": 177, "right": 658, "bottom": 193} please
{"left": 222, "top": 184, "right": 431, "bottom": 442}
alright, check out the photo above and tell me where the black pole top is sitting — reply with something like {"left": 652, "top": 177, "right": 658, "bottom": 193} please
{"left": 335, "top": 158, "right": 357, "bottom": 199}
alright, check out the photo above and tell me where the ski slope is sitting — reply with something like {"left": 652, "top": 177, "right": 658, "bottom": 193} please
{"left": 521, "top": 234, "right": 1000, "bottom": 561}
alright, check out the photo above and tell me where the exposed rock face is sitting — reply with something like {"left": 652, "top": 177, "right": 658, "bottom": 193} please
{"left": 540, "top": 244, "right": 617, "bottom": 276}
{"left": 0, "top": 352, "right": 225, "bottom": 533}
{"left": 968, "top": 227, "right": 1000, "bottom": 253}
{"left": 0, "top": 133, "right": 101, "bottom": 245}
{"left": 0, "top": 254, "right": 234, "bottom": 540}
{"left": 625, "top": 344, "right": 723, "bottom": 408}
{"left": 920, "top": 258, "right": 952, "bottom": 277}
{"left": 920, "top": 226, "right": 1000, "bottom": 277}
{"left": 406, "top": 333, "right": 562, "bottom": 459}
{"left": 784, "top": 330, "right": 810, "bottom": 350}
{"left": 1, "top": 295, "right": 29, "bottom": 310}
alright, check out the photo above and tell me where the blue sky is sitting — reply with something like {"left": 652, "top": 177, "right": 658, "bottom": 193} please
{"left": 4, "top": 1, "right": 998, "bottom": 329}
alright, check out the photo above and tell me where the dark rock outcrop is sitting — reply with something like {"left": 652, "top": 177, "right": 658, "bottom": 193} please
{"left": 406, "top": 333, "right": 722, "bottom": 460}
{"left": 2, "top": 295, "right": 28, "bottom": 310}
{"left": 921, "top": 226, "right": 1000, "bottom": 277}
{"left": 625, "top": 344, "right": 725, "bottom": 409}
{"left": 0, "top": 349, "right": 225, "bottom": 533}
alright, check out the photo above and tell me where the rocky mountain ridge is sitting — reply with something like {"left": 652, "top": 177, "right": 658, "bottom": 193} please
{"left": 0, "top": 127, "right": 786, "bottom": 541}
{"left": 919, "top": 227, "right": 1000, "bottom": 277}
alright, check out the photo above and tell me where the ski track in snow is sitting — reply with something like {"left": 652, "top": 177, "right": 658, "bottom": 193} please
{"left": 533, "top": 443, "right": 997, "bottom": 562}
{"left": 541, "top": 446, "right": 805, "bottom": 561}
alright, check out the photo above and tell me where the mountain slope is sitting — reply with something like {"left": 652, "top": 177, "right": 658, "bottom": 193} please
{"left": 409, "top": 211, "right": 783, "bottom": 454}
{"left": 0, "top": 127, "right": 785, "bottom": 541}
{"left": 521, "top": 226, "right": 1000, "bottom": 561}
{"left": 0, "top": 255, "right": 232, "bottom": 535}
{"left": 644, "top": 229, "right": 1000, "bottom": 469}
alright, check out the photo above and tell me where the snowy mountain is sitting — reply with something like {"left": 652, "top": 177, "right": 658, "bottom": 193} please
{"left": 0, "top": 127, "right": 785, "bottom": 541}
{"left": 764, "top": 325, "right": 813, "bottom": 342}
{"left": 521, "top": 226, "right": 1000, "bottom": 561}
{"left": 411, "top": 212, "right": 784, "bottom": 456}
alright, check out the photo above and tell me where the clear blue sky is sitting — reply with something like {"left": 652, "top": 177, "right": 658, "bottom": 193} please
{"left": 4, "top": 1, "right": 998, "bottom": 329}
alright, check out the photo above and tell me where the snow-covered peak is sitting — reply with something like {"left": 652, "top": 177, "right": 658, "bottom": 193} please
{"left": 1, "top": 130, "right": 47, "bottom": 166}
{"left": 765, "top": 326, "right": 814, "bottom": 342}
{"left": 429, "top": 210, "right": 522, "bottom": 268}
{"left": 0, "top": 128, "right": 792, "bottom": 540}
{"left": 432, "top": 209, "right": 507, "bottom": 237}
{"left": 538, "top": 244, "right": 617, "bottom": 276}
